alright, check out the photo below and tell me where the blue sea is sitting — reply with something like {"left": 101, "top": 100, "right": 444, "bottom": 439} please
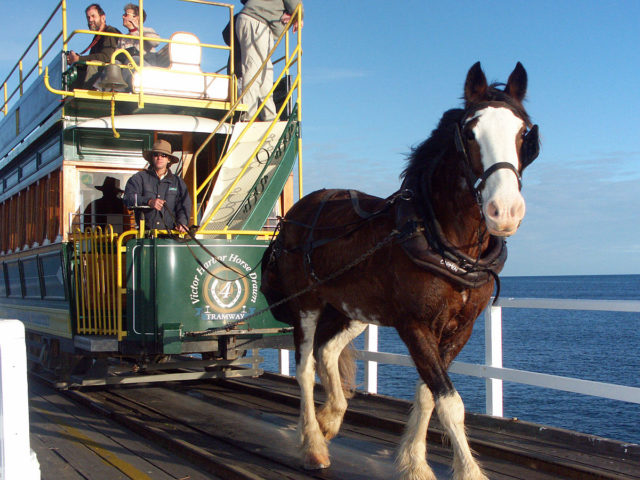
{"left": 261, "top": 275, "right": 640, "bottom": 444}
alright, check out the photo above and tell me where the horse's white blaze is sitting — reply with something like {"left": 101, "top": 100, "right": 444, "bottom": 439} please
{"left": 435, "top": 392, "right": 488, "bottom": 480}
{"left": 471, "top": 106, "right": 526, "bottom": 236}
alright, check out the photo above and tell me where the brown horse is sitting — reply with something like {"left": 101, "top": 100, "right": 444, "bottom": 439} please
{"left": 261, "top": 62, "right": 539, "bottom": 480}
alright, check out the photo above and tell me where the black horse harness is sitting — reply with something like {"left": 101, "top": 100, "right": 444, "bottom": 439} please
{"left": 396, "top": 102, "right": 539, "bottom": 290}
{"left": 277, "top": 102, "right": 539, "bottom": 293}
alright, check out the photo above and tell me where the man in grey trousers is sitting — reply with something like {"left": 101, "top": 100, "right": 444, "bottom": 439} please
{"left": 236, "top": 0, "right": 303, "bottom": 121}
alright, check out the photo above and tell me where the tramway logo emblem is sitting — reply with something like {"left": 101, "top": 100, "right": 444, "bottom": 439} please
{"left": 189, "top": 253, "right": 259, "bottom": 325}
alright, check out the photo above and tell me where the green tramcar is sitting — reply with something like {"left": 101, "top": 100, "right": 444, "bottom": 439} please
{"left": 0, "top": 0, "right": 302, "bottom": 386}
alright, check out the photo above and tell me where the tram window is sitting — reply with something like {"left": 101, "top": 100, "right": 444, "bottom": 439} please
{"left": 20, "top": 154, "right": 38, "bottom": 180}
{"left": 6, "top": 261, "right": 21, "bottom": 298}
{"left": 39, "top": 137, "right": 61, "bottom": 167}
{"left": 40, "top": 252, "right": 65, "bottom": 300}
{"left": 75, "top": 130, "right": 147, "bottom": 161}
{"left": 77, "top": 171, "right": 135, "bottom": 233}
{"left": 21, "top": 256, "right": 41, "bottom": 299}
{"left": 4, "top": 170, "right": 19, "bottom": 190}
{"left": 0, "top": 263, "right": 6, "bottom": 297}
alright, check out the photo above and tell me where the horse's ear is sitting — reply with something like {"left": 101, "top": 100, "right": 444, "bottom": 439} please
{"left": 464, "top": 62, "right": 488, "bottom": 104}
{"left": 505, "top": 62, "right": 528, "bottom": 103}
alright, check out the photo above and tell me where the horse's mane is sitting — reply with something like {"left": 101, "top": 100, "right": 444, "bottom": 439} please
{"left": 401, "top": 108, "right": 464, "bottom": 182}
{"left": 402, "top": 83, "right": 530, "bottom": 182}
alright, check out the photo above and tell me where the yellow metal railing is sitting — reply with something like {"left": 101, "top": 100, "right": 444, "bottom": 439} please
{"left": 71, "top": 225, "right": 121, "bottom": 336}
{"left": 193, "top": 4, "right": 304, "bottom": 233}
{"left": 1, "top": 2, "right": 63, "bottom": 115}
{"left": 5, "top": 0, "right": 237, "bottom": 115}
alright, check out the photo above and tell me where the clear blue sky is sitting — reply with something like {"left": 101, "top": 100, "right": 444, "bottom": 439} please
{"left": 1, "top": 1, "right": 638, "bottom": 276}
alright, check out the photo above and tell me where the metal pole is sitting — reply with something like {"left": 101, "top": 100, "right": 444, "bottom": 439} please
{"left": 296, "top": 10, "right": 303, "bottom": 200}
{"left": 364, "top": 324, "right": 378, "bottom": 394}
{"left": 62, "top": 0, "right": 68, "bottom": 51}
{"left": 38, "top": 35, "right": 43, "bottom": 75}
{"left": 485, "top": 305, "right": 504, "bottom": 416}
{"left": 278, "top": 349, "right": 290, "bottom": 376}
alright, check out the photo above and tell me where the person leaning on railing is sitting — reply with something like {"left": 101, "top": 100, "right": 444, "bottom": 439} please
{"left": 66, "top": 3, "right": 121, "bottom": 90}
{"left": 236, "top": 0, "right": 304, "bottom": 121}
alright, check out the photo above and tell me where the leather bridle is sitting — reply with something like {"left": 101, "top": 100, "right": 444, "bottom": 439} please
{"left": 454, "top": 102, "right": 539, "bottom": 204}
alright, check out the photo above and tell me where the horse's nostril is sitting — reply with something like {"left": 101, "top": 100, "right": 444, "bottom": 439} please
{"left": 487, "top": 201, "right": 500, "bottom": 219}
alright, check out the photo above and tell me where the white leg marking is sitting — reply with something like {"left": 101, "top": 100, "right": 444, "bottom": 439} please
{"left": 340, "top": 302, "right": 383, "bottom": 325}
{"left": 396, "top": 382, "right": 437, "bottom": 480}
{"left": 316, "top": 321, "right": 366, "bottom": 439}
{"left": 296, "top": 310, "right": 330, "bottom": 469}
{"left": 435, "top": 392, "right": 488, "bottom": 480}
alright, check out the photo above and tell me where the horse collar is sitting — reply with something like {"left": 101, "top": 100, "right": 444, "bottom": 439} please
{"left": 395, "top": 179, "right": 507, "bottom": 290}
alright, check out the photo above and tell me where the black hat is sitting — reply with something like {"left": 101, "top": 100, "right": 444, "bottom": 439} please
{"left": 95, "top": 176, "right": 123, "bottom": 193}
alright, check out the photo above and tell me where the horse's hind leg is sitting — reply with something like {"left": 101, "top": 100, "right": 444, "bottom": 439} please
{"left": 295, "top": 309, "right": 331, "bottom": 470}
{"left": 315, "top": 314, "right": 366, "bottom": 440}
{"left": 396, "top": 382, "right": 437, "bottom": 480}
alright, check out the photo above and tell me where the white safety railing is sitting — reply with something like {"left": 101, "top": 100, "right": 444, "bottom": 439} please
{"left": 0, "top": 319, "right": 40, "bottom": 480}
{"left": 275, "top": 298, "right": 640, "bottom": 417}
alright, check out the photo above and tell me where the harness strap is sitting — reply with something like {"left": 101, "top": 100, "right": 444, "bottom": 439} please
{"left": 395, "top": 175, "right": 507, "bottom": 291}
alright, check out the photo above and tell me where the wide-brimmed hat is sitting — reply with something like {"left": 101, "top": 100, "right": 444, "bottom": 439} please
{"left": 143, "top": 139, "right": 179, "bottom": 164}
{"left": 95, "top": 176, "right": 123, "bottom": 193}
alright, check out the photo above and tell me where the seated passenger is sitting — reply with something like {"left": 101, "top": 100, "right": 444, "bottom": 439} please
{"left": 66, "top": 4, "right": 121, "bottom": 90}
{"left": 117, "top": 3, "right": 160, "bottom": 65}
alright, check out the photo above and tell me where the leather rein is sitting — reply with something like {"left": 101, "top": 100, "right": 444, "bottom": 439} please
{"left": 396, "top": 102, "right": 539, "bottom": 295}
{"left": 277, "top": 102, "right": 539, "bottom": 299}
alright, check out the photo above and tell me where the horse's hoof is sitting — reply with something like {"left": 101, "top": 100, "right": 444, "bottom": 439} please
{"left": 303, "top": 453, "right": 331, "bottom": 470}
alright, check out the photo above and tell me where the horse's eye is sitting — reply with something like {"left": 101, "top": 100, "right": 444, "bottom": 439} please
{"left": 465, "top": 129, "right": 475, "bottom": 141}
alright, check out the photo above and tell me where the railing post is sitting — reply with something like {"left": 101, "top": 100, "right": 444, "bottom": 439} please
{"left": 364, "top": 324, "right": 378, "bottom": 394}
{"left": 278, "top": 349, "right": 290, "bottom": 376}
{"left": 0, "top": 319, "right": 40, "bottom": 480}
{"left": 484, "top": 305, "right": 504, "bottom": 417}
{"left": 37, "top": 35, "right": 43, "bottom": 75}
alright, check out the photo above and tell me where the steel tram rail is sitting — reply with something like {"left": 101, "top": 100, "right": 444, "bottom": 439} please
{"left": 29, "top": 369, "right": 640, "bottom": 480}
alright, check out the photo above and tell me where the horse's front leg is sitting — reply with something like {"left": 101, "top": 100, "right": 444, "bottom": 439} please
{"left": 396, "top": 381, "right": 437, "bottom": 480}
{"left": 296, "top": 310, "right": 330, "bottom": 469}
{"left": 316, "top": 320, "right": 366, "bottom": 440}
{"left": 398, "top": 325, "right": 488, "bottom": 480}
{"left": 435, "top": 389, "right": 487, "bottom": 480}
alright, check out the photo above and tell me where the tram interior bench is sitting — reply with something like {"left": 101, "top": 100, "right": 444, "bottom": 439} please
{"left": 132, "top": 32, "right": 229, "bottom": 100}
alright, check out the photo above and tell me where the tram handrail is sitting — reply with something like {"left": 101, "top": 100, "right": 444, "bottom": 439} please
{"left": 196, "top": 60, "right": 301, "bottom": 231}
{"left": 273, "top": 297, "right": 640, "bottom": 415}
{"left": 4, "top": 0, "right": 237, "bottom": 115}
{"left": 1, "top": 1, "right": 63, "bottom": 115}
{"left": 192, "top": 4, "right": 303, "bottom": 230}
